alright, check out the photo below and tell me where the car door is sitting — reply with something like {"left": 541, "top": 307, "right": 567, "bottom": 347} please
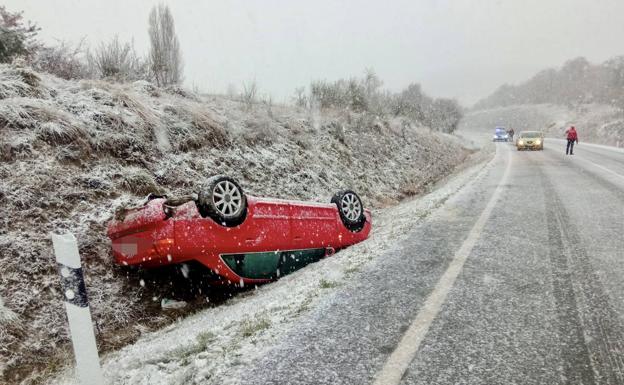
{"left": 244, "top": 198, "right": 292, "bottom": 252}
{"left": 289, "top": 201, "right": 339, "bottom": 250}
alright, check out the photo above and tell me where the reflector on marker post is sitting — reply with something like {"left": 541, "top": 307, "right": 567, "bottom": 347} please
{"left": 51, "top": 232, "right": 104, "bottom": 385}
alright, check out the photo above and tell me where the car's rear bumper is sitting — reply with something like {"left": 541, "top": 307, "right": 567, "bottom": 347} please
{"left": 108, "top": 198, "right": 180, "bottom": 267}
{"left": 110, "top": 227, "right": 178, "bottom": 267}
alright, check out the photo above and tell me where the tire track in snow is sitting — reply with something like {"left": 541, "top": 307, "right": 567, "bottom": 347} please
{"left": 542, "top": 147, "right": 624, "bottom": 195}
{"left": 541, "top": 169, "right": 624, "bottom": 385}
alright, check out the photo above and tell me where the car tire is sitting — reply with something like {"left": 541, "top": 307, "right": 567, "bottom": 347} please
{"left": 198, "top": 175, "right": 247, "bottom": 227}
{"left": 331, "top": 190, "right": 366, "bottom": 232}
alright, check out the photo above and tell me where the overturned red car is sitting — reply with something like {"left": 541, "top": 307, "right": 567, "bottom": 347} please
{"left": 107, "top": 175, "right": 372, "bottom": 286}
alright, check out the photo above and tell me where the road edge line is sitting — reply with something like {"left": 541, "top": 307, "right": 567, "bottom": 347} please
{"left": 574, "top": 156, "right": 624, "bottom": 181}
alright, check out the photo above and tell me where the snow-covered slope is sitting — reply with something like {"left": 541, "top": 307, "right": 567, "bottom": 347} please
{"left": 0, "top": 64, "right": 469, "bottom": 383}
{"left": 49, "top": 151, "right": 490, "bottom": 385}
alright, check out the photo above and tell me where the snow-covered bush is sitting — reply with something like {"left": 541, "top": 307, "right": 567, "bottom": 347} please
{"left": 88, "top": 36, "right": 148, "bottom": 82}
{"left": 307, "top": 72, "right": 463, "bottom": 133}
{"left": 0, "top": 6, "right": 39, "bottom": 63}
{"left": 32, "top": 40, "right": 90, "bottom": 80}
{"left": 424, "top": 98, "right": 463, "bottom": 134}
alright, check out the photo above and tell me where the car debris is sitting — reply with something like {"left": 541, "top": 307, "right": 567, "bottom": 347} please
{"left": 160, "top": 298, "right": 188, "bottom": 310}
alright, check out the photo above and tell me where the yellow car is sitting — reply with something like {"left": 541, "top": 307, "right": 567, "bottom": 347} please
{"left": 516, "top": 131, "right": 544, "bottom": 151}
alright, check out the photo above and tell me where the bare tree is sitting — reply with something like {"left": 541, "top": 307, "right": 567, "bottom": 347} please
{"left": 148, "top": 3, "right": 183, "bottom": 86}
{"left": 293, "top": 86, "right": 308, "bottom": 108}
{"left": 262, "top": 93, "right": 273, "bottom": 117}
{"left": 241, "top": 80, "right": 258, "bottom": 110}
{"left": 363, "top": 68, "right": 382, "bottom": 98}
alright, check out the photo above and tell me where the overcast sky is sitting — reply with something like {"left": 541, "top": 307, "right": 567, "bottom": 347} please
{"left": 6, "top": 0, "right": 624, "bottom": 105}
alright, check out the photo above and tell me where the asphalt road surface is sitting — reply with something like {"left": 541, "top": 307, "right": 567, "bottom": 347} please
{"left": 236, "top": 139, "right": 624, "bottom": 385}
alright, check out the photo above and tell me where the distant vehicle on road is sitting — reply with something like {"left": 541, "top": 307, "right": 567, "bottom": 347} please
{"left": 107, "top": 175, "right": 372, "bottom": 286}
{"left": 492, "top": 127, "right": 510, "bottom": 142}
{"left": 516, "top": 131, "right": 544, "bottom": 150}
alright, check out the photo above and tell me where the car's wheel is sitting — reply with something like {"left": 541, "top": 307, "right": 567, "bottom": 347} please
{"left": 198, "top": 175, "right": 247, "bottom": 227}
{"left": 332, "top": 190, "right": 366, "bottom": 232}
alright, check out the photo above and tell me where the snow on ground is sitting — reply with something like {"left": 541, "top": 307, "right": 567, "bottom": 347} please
{"left": 0, "top": 64, "right": 470, "bottom": 383}
{"left": 0, "top": 295, "right": 17, "bottom": 324}
{"left": 50, "top": 150, "right": 492, "bottom": 385}
{"left": 463, "top": 103, "right": 624, "bottom": 147}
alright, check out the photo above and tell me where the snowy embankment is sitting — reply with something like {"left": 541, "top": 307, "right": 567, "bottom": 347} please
{"left": 463, "top": 104, "right": 624, "bottom": 147}
{"left": 50, "top": 151, "right": 491, "bottom": 385}
{"left": 0, "top": 64, "right": 470, "bottom": 383}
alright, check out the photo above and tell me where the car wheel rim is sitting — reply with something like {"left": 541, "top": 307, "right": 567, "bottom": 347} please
{"left": 340, "top": 193, "right": 362, "bottom": 222}
{"left": 213, "top": 180, "right": 242, "bottom": 218}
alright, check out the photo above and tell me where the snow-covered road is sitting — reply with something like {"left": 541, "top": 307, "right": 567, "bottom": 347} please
{"left": 54, "top": 138, "right": 624, "bottom": 385}
{"left": 232, "top": 140, "right": 624, "bottom": 385}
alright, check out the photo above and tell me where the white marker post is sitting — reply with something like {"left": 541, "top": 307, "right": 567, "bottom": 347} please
{"left": 51, "top": 233, "right": 105, "bottom": 385}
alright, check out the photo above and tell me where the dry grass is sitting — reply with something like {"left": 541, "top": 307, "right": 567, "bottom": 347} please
{"left": 0, "top": 135, "right": 35, "bottom": 161}
{"left": 240, "top": 117, "right": 277, "bottom": 145}
{"left": 319, "top": 279, "right": 340, "bottom": 289}
{"left": 117, "top": 168, "right": 162, "bottom": 195}
{"left": 112, "top": 88, "right": 160, "bottom": 128}
{"left": 183, "top": 102, "right": 228, "bottom": 146}
{"left": 240, "top": 317, "right": 271, "bottom": 338}
{"left": 0, "top": 67, "right": 45, "bottom": 99}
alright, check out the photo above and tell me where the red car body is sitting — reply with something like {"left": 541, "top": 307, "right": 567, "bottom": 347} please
{"left": 108, "top": 195, "right": 372, "bottom": 285}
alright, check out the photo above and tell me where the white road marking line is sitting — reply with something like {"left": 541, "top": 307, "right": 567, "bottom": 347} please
{"left": 545, "top": 140, "right": 624, "bottom": 181}
{"left": 574, "top": 156, "right": 624, "bottom": 182}
{"left": 547, "top": 138, "right": 624, "bottom": 154}
{"left": 372, "top": 146, "right": 512, "bottom": 385}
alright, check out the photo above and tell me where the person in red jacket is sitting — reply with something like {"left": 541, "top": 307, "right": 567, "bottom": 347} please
{"left": 565, "top": 126, "right": 578, "bottom": 155}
